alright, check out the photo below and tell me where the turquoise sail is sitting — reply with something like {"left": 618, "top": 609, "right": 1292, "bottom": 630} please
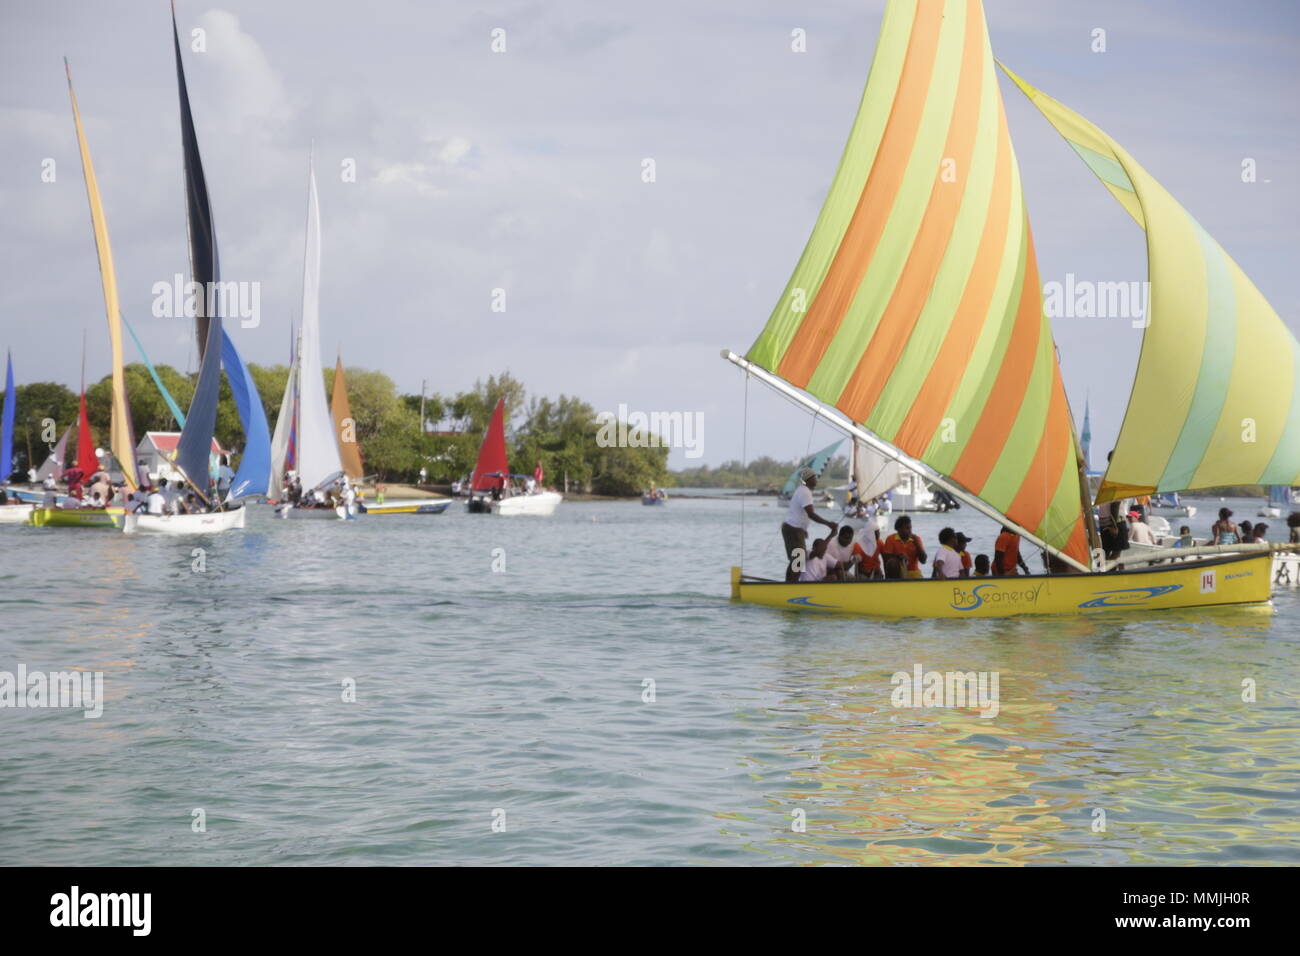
{"left": 121, "top": 312, "right": 186, "bottom": 427}
{"left": 781, "top": 439, "right": 845, "bottom": 497}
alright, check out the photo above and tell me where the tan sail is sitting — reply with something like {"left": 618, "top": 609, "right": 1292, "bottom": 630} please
{"left": 330, "top": 356, "right": 364, "bottom": 480}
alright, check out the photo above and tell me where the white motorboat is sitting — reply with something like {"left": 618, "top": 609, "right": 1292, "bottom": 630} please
{"left": 481, "top": 490, "right": 563, "bottom": 517}
{"left": 0, "top": 503, "right": 34, "bottom": 524}
{"left": 123, "top": 508, "right": 247, "bottom": 534}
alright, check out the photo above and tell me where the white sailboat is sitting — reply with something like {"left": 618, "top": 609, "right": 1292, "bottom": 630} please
{"left": 840, "top": 437, "right": 895, "bottom": 532}
{"left": 273, "top": 156, "right": 356, "bottom": 521}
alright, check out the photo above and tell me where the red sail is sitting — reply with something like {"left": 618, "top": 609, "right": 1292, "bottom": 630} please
{"left": 75, "top": 390, "right": 98, "bottom": 476}
{"left": 470, "top": 398, "right": 508, "bottom": 491}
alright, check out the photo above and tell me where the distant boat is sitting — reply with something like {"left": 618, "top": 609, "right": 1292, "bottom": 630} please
{"left": 1150, "top": 492, "right": 1196, "bottom": 519}
{"left": 467, "top": 398, "right": 562, "bottom": 516}
{"left": 1259, "top": 486, "right": 1293, "bottom": 519}
{"left": 273, "top": 155, "right": 357, "bottom": 521}
{"left": 724, "top": 0, "right": 1295, "bottom": 617}
{"left": 840, "top": 437, "right": 894, "bottom": 531}
{"left": 641, "top": 489, "right": 667, "bottom": 506}
{"left": 776, "top": 439, "right": 843, "bottom": 501}
{"left": 358, "top": 499, "right": 451, "bottom": 516}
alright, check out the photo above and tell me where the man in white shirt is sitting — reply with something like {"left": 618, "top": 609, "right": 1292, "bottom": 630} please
{"left": 825, "top": 525, "right": 859, "bottom": 580}
{"left": 1128, "top": 511, "right": 1156, "bottom": 545}
{"left": 782, "top": 467, "right": 839, "bottom": 582}
{"left": 147, "top": 486, "right": 167, "bottom": 515}
{"left": 41, "top": 477, "right": 58, "bottom": 509}
{"left": 932, "top": 527, "right": 964, "bottom": 579}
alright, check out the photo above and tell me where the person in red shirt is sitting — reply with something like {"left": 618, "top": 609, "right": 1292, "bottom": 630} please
{"left": 882, "top": 516, "right": 927, "bottom": 578}
{"left": 994, "top": 526, "right": 1030, "bottom": 576}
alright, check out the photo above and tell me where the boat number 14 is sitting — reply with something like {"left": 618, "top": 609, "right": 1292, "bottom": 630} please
{"left": 1199, "top": 570, "right": 1217, "bottom": 594}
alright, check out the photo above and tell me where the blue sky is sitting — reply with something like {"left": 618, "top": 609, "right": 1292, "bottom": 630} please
{"left": 1, "top": 0, "right": 1296, "bottom": 468}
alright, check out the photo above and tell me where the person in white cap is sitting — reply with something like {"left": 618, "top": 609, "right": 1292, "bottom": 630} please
{"left": 782, "top": 466, "right": 838, "bottom": 583}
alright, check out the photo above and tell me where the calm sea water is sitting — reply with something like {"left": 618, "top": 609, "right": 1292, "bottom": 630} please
{"left": 1, "top": 494, "right": 1297, "bottom": 866}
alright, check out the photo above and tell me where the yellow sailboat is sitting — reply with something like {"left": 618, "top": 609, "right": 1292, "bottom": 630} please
{"left": 726, "top": 0, "right": 1298, "bottom": 618}
{"left": 31, "top": 61, "right": 139, "bottom": 529}
{"left": 329, "top": 355, "right": 364, "bottom": 481}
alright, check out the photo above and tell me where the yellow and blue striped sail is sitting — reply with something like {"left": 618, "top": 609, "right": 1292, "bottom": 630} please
{"left": 1000, "top": 64, "right": 1300, "bottom": 502}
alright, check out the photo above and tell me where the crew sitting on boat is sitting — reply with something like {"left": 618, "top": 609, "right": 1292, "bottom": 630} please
{"left": 973, "top": 554, "right": 991, "bottom": 577}
{"left": 781, "top": 466, "right": 838, "bottom": 583}
{"left": 882, "top": 516, "right": 926, "bottom": 578}
{"left": 931, "top": 527, "right": 966, "bottom": 579}
{"left": 1245, "top": 522, "right": 1268, "bottom": 543}
{"left": 1210, "top": 507, "right": 1238, "bottom": 545}
{"left": 797, "top": 528, "right": 839, "bottom": 583}
{"left": 1128, "top": 510, "right": 1156, "bottom": 546}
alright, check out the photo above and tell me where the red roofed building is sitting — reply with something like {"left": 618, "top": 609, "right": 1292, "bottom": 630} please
{"left": 135, "top": 432, "right": 230, "bottom": 482}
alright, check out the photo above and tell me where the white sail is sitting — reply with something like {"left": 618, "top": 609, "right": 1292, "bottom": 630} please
{"left": 33, "top": 425, "right": 72, "bottom": 482}
{"left": 294, "top": 157, "right": 344, "bottom": 490}
{"left": 851, "top": 437, "right": 899, "bottom": 502}
{"left": 267, "top": 337, "right": 299, "bottom": 497}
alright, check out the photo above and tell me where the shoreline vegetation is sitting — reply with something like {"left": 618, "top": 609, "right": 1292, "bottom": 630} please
{"left": 0, "top": 366, "right": 1282, "bottom": 501}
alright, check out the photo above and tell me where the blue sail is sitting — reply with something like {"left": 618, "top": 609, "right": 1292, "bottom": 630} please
{"left": 1, "top": 351, "right": 14, "bottom": 483}
{"left": 171, "top": 8, "right": 223, "bottom": 496}
{"left": 221, "top": 328, "right": 271, "bottom": 499}
{"left": 781, "top": 439, "right": 845, "bottom": 497}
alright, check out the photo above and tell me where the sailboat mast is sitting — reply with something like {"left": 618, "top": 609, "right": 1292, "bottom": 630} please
{"left": 723, "top": 350, "right": 1091, "bottom": 573}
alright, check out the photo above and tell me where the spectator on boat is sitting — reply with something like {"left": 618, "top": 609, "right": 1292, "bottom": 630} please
{"left": 41, "top": 477, "right": 58, "bottom": 509}
{"left": 782, "top": 467, "right": 838, "bottom": 583}
{"left": 797, "top": 528, "right": 838, "bottom": 583}
{"left": 883, "top": 515, "right": 927, "bottom": 578}
{"left": 1128, "top": 511, "right": 1156, "bottom": 546}
{"left": 1239, "top": 520, "right": 1254, "bottom": 543}
{"left": 932, "top": 528, "right": 965, "bottom": 579}
{"left": 146, "top": 486, "right": 167, "bottom": 515}
{"left": 1288, "top": 512, "right": 1300, "bottom": 545}
{"left": 1174, "top": 525, "right": 1195, "bottom": 548}
{"left": 1248, "top": 522, "right": 1268, "bottom": 543}
{"left": 184, "top": 492, "right": 200, "bottom": 514}
{"left": 853, "top": 528, "right": 884, "bottom": 580}
{"left": 1211, "top": 507, "right": 1239, "bottom": 545}
{"left": 994, "top": 526, "right": 1030, "bottom": 576}
{"left": 376, "top": 482, "right": 386, "bottom": 505}
{"left": 973, "top": 554, "right": 991, "bottom": 577}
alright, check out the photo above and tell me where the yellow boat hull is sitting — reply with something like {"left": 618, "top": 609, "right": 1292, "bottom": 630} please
{"left": 730, "top": 552, "right": 1273, "bottom": 618}
{"left": 29, "top": 507, "right": 125, "bottom": 529}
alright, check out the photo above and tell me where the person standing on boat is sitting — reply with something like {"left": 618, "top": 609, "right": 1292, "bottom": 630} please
{"left": 41, "top": 477, "right": 58, "bottom": 509}
{"left": 146, "top": 485, "right": 166, "bottom": 515}
{"left": 882, "top": 515, "right": 927, "bottom": 578}
{"left": 993, "top": 526, "right": 1030, "bottom": 576}
{"left": 782, "top": 466, "right": 838, "bottom": 583}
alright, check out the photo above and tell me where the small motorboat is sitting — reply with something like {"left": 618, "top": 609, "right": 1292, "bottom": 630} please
{"left": 641, "top": 489, "right": 667, "bottom": 506}
{"left": 357, "top": 498, "right": 451, "bottom": 515}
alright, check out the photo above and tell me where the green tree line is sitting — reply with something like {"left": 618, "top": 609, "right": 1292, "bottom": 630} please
{"left": 2, "top": 367, "right": 669, "bottom": 495}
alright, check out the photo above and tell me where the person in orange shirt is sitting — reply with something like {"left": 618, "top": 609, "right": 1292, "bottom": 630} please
{"left": 994, "top": 526, "right": 1030, "bottom": 576}
{"left": 882, "top": 516, "right": 927, "bottom": 579}
{"left": 955, "top": 532, "right": 973, "bottom": 578}
{"left": 853, "top": 527, "right": 884, "bottom": 580}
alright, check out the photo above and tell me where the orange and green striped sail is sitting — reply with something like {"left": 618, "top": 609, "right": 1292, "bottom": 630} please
{"left": 66, "top": 60, "right": 139, "bottom": 490}
{"left": 1000, "top": 64, "right": 1300, "bottom": 503}
{"left": 746, "top": 0, "right": 1089, "bottom": 567}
